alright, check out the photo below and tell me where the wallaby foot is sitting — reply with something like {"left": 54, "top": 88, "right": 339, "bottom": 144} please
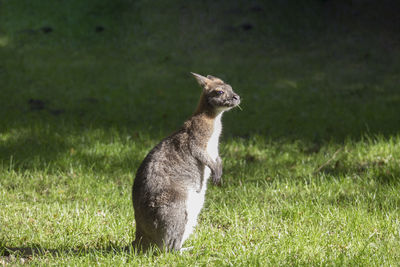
{"left": 179, "top": 246, "right": 194, "bottom": 254}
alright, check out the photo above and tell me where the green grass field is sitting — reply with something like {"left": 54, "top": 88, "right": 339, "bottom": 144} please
{"left": 1, "top": 0, "right": 400, "bottom": 265}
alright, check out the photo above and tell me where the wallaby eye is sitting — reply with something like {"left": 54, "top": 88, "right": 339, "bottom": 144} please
{"left": 216, "top": 90, "right": 224, "bottom": 95}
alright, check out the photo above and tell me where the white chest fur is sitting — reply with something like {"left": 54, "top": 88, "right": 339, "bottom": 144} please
{"left": 181, "top": 112, "right": 223, "bottom": 248}
{"left": 206, "top": 113, "right": 223, "bottom": 161}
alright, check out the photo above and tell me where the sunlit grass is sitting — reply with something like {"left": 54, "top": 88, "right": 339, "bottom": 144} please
{"left": 0, "top": 36, "right": 9, "bottom": 47}
{"left": 1, "top": 131, "right": 400, "bottom": 265}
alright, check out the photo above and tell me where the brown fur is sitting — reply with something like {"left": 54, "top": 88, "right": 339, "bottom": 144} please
{"left": 132, "top": 73, "right": 240, "bottom": 252}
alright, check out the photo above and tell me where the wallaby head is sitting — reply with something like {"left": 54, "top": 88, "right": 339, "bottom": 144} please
{"left": 191, "top": 72, "right": 241, "bottom": 115}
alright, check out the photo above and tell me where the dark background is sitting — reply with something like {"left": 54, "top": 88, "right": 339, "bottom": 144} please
{"left": 0, "top": 0, "right": 399, "bottom": 142}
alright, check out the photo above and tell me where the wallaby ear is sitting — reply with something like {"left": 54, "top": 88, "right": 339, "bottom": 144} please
{"left": 207, "top": 75, "right": 224, "bottom": 83}
{"left": 191, "top": 72, "right": 212, "bottom": 88}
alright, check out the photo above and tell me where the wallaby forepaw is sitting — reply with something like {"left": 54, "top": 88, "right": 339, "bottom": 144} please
{"left": 212, "top": 175, "right": 223, "bottom": 186}
{"left": 212, "top": 157, "right": 223, "bottom": 186}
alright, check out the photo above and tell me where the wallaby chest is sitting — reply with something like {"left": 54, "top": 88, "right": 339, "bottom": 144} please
{"left": 206, "top": 113, "right": 222, "bottom": 160}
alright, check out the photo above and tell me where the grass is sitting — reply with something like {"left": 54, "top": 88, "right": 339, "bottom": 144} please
{"left": 1, "top": 0, "right": 400, "bottom": 265}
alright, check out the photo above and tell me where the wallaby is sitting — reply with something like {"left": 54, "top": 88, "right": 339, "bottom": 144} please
{"left": 132, "top": 73, "right": 241, "bottom": 252}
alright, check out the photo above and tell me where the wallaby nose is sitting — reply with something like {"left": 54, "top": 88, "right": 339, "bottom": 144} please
{"left": 233, "top": 94, "right": 240, "bottom": 100}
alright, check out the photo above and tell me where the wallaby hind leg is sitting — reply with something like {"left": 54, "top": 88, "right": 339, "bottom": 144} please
{"left": 133, "top": 230, "right": 153, "bottom": 252}
{"left": 134, "top": 228, "right": 184, "bottom": 252}
{"left": 133, "top": 207, "right": 187, "bottom": 252}
{"left": 148, "top": 203, "right": 187, "bottom": 252}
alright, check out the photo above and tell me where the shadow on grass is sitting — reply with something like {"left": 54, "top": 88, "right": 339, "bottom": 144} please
{"left": 0, "top": 241, "right": 175, "bottom": 262}
{"left": 1, "top": 0, "right": 400, "bottom": 143}
{"left": 0, "top": 128, "right": 69, "bottom": 170}
{"left": 0, "top": 243, "right": 137, "bottom": 260}
{"left": 321, "top": 162, "right": 400, "bottom": 185}
{"left": 1, "top": 0, "right": 400, "bottom": 172}
{"left": 0, "top": 123, "right": 150, "bottom": 175}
